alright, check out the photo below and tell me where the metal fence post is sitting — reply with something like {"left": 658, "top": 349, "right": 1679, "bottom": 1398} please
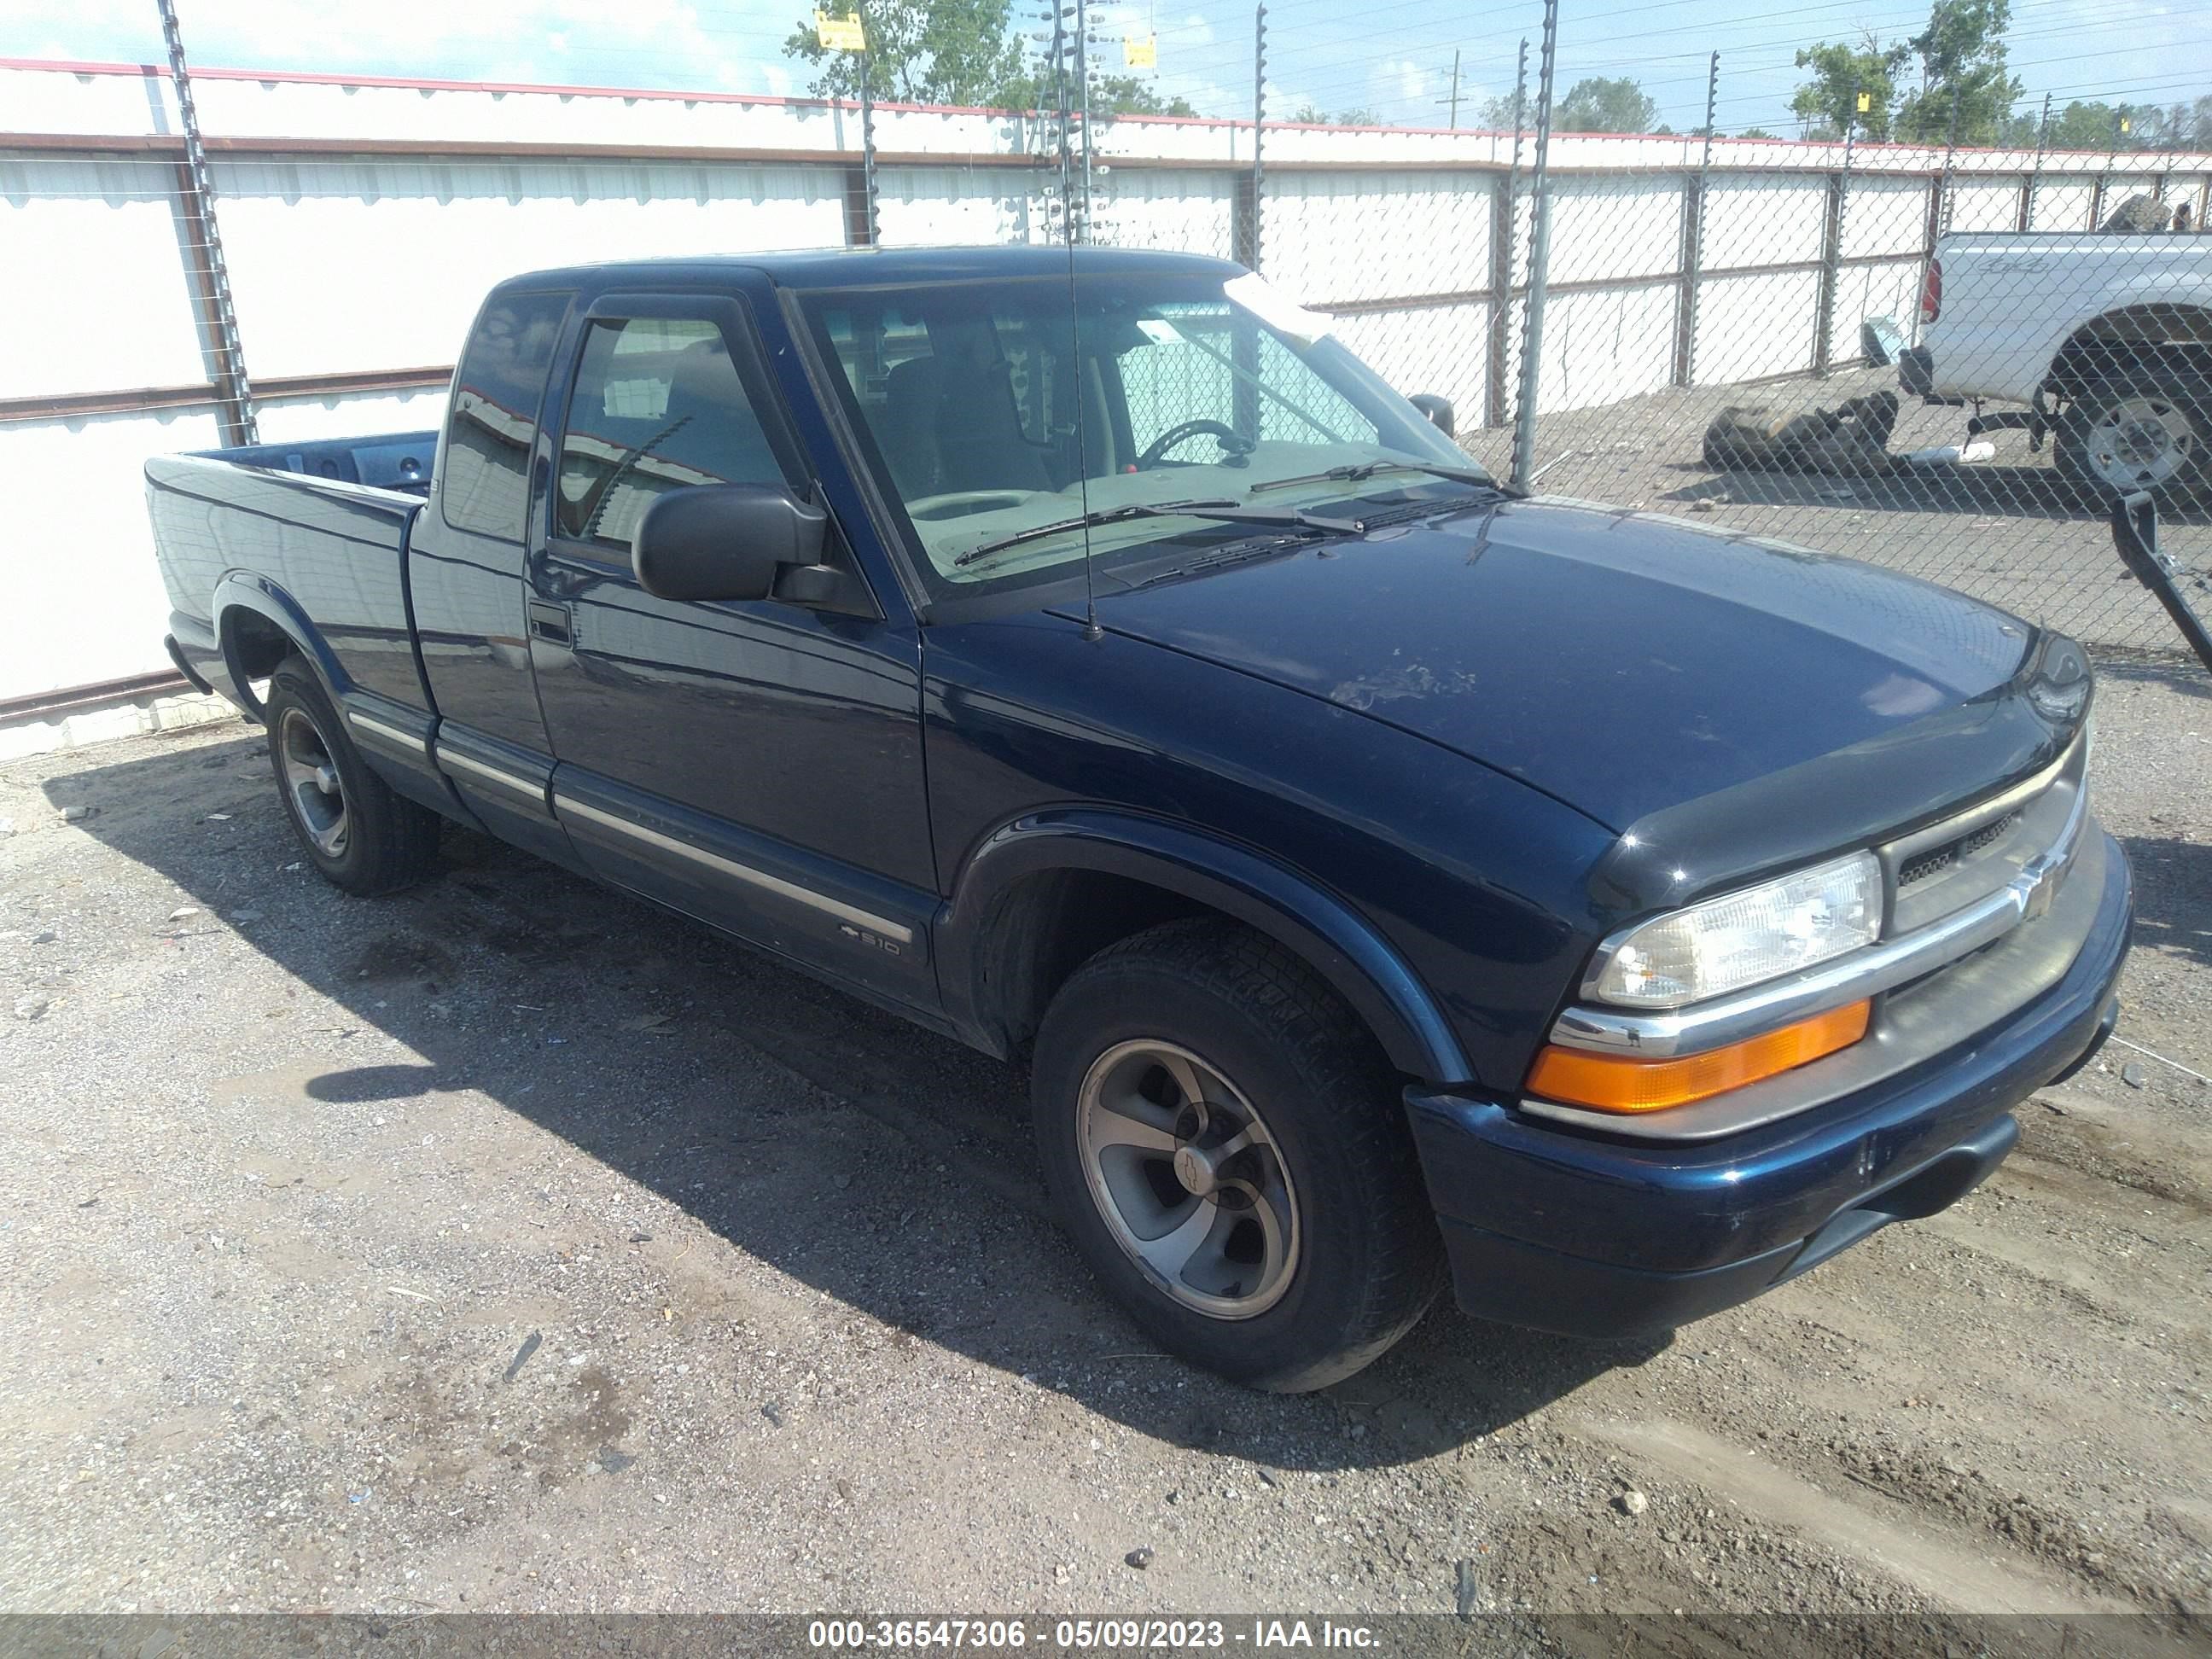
{"left": 157, "top": 0, "right": 255, "bottom": 446}
{"left": 1674, "top": 51, "right": 1717, "bottom": 387}
{"left": 1508, "top": 0, "right": 1559, "bottom": 492}
{"left": 1074, "top": 0, "right": 1092, "bottom": 240}
{"left": 1936, "top": 85, "right": 1962, "bottom": 236}
{"left": 2022, "top": 91, "right": 2051, "bottom": 230}
{"left": 1813, "top": 116, "right": 1854, "bottom": 376}
{"left": 1250, "top": 3, "right": 1266, "bottom": 271}
{"left": 1486, "top": 38, "right": 1528, "bottom": 427}
{"left": 859, "top": 49, "right": 880, "bottom": 245}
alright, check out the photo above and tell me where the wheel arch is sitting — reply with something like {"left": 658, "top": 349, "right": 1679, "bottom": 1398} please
{"left": 936, "top": 810, "right": 1472, "bottom": 1087}
{"left": 2048, "top": 303, "right": 2212, "bottom": 400}
{"left": 212, "top": 573, "right": 350, "bottom": 720}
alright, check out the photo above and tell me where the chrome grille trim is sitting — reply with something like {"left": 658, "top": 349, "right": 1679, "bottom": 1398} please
{"left": 1546, "top": 773, "right": 2088, "bottom": 1059}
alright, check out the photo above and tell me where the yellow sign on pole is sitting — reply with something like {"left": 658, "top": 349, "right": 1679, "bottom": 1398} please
{"left": 1124, "top": 33, "right": 1157, "bottom": 70}
{"left": 814, "top": 9, "right": 866, "bottom": 51}
{"left": 1855, "top": 90, "right": 1871, "bottom": 113}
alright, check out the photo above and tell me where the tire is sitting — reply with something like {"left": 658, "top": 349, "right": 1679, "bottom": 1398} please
{"left": 2055, "top": 374, "right": 2209, "bottom": 504}
{"left": 1031, "top": 918, "right": 1445, "bottom": 1393}
{"left": 264, "top": 658, "right": 440, "bottom": 896}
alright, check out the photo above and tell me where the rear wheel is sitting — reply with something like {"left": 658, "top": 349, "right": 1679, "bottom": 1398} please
{"left": 2055, "top": 375, "right": 2209, "bottom": 502}
{"left": 265, "top": 659, "right": 439, "bottom": 896}
{"left": 1031, "top": 918, "right": 1444, "bottom": 1392}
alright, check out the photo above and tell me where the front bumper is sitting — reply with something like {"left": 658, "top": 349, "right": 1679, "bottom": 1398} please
{"left": 1406, "top": 825, "right": 2132, "bottom": 1339}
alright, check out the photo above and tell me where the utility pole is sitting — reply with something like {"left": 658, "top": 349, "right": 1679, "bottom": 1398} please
{"left": 157, "top": 0, "right": 256, "bottom": 445}
{"left": 1435, "top": 49, "right": 1461, "bottom": 130}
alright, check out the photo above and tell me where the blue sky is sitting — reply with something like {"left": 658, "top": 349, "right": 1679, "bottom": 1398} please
{"left": 4, "top": 0, "right": 2204, "bottom": 138}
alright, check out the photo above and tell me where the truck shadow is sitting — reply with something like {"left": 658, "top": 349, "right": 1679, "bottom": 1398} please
{"left": 46, "top": 734, "right": 1658, "bottom": 1472}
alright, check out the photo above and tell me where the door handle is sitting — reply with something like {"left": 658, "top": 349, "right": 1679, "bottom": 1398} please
{"left": 528, "top": 600, "right": 573, "bottom": 646}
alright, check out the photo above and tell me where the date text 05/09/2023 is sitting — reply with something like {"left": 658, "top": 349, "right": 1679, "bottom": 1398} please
{"left": 806, "top": 1620, "right": 1382, "bottom": 1650}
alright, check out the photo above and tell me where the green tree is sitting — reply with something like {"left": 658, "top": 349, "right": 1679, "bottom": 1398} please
{"left": 1473, "top": 91, "right": 1523, "bottom": 130}
{"left": 1292, "top": 102, "right": 1328, "bottom": 124}
{"left": 1893, "top": 0, "right": 2023, "bottom": 144}
{"left": 1334, "top": 106, "right": 1380, "bottom": 126}
{"left": 1553, "top": 76, "right": 1659, "bottom": 133}
{"left": 1090, "top": 74, "right": 1197, "bottom": 118}
{"left": 1738, "top": 127, "right": 1777, "bottom": 139}
{"left": 1790, "top": 34, "right": 1908, "bottom": 140}
{"left": 783, "top": 0, "right": 1027, "bottom": 105}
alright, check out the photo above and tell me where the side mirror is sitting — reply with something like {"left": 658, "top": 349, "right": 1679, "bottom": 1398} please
{"left": 1409, "top": 394, "right": 1456, "bottom": 439}
{"left": 632, "top": 484, "right": 828, "bottom": 603}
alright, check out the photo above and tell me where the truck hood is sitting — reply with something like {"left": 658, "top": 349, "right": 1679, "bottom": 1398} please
{"left": 1066, "top": 496, "right": 2058, "bottom": 836}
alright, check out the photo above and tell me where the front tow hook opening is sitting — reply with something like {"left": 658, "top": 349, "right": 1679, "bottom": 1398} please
{"left": 1778, "top": 1112, "right": 2022, "bottom": 1286}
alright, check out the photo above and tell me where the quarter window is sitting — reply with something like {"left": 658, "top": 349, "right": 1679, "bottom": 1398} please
{"left": 555, "top": 317, "right": 784, "bottom": 551}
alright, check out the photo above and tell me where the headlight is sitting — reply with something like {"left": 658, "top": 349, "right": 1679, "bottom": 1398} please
{"left": 1592, "top": 852, "right": 1880, "bottom": 1008}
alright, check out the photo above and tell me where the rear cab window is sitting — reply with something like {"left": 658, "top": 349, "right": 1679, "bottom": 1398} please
{"left": 439, "top": 290, "right": 572, "bottom": 540}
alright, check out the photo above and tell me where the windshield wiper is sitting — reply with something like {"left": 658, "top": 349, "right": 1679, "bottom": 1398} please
{"left": 1247, "top": 458, "right": 1497, "bottom": 497}
{"left": 955, "top": 498, "right": 1355, "bottom": 564}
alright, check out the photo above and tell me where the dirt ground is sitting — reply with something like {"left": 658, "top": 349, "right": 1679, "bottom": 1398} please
{"left": 1, "top": 664, "right": 2208, "bottom": 1636}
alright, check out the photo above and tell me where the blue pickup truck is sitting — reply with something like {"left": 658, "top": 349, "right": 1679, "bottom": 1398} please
{"left": 148, "top": 246, "right": 2131, "bottom": 1391}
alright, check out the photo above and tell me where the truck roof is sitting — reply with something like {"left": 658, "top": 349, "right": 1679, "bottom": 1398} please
{"left": 491, "top": 244, "right": 1246, "bottom": 296}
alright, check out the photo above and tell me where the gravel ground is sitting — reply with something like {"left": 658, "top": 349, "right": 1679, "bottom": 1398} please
{"left": 0, "top": 665, "right": 2207, "bottom": 1633}
{"left": 1458, "top": 366, "right": 2212, "bottom": 660}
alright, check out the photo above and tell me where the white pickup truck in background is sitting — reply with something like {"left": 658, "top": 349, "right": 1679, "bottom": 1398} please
{"left": 1901, "top": 229, "right": 2212, "bottom": 500}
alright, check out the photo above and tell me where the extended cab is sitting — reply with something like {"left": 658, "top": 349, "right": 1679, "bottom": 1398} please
{"left": 1903, "top": 227, "right": 2212, "bottom": 498}
{"left": 148, "top": 247, "right": 2132, "bottom": 1390}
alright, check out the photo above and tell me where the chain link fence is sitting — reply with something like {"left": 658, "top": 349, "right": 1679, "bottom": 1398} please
{"left": 1078, "top": 112, "right": 2212, "bottom": 663}
{"left": 1477, "top": 147, "right": 2211, "bottom": 660}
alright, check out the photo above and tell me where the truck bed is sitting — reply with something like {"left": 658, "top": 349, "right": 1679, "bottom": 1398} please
{"left": 1923, "top": 230, "right": 2212, "bottom": 405}
{"left": 145, "top": 432, "right": 441, "bottom": 716}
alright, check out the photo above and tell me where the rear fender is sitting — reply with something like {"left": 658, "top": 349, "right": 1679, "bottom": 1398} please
{"left": 212, "top": 572, "right": 349, "bottom": 718}
{"left": 212, "top": 573, "right": 463, "bottom": 823}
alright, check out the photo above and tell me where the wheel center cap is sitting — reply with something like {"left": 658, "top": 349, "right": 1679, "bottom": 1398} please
{"left": 1173, "top": 1144, "right": 1217, "bottom": 1196}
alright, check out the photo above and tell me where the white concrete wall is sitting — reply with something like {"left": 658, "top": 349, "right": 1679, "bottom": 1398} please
{"left": 6, "top": 56, "right": 2211, "bottom": 705}
{"left": 0, "top": 155, "right": 212, "bottom": 397}
{"left": 213, "top": 157, "right": 846, "bottom": 379}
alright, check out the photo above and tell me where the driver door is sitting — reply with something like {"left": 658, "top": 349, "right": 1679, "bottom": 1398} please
{"left": 528, "top": 286, "right": 939, "bottom": 1013}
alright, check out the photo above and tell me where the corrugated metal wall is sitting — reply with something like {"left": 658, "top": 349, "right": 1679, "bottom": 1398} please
{"left": 4, "top": 59, "right": 2209, "bottom": 705}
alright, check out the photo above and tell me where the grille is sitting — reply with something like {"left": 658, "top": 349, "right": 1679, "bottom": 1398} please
{"left": 1897, "top": 811, "right": 2017, "bottom": 889}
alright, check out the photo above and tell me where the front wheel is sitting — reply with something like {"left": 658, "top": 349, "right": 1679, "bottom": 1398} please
{"left": 1031, "top": 919, "right": 1443, "bottom": 1392}
{"left": 2055, "top": 375, "right": 2208, "bottom": 502}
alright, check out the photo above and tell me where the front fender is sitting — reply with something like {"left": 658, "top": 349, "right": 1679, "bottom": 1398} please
{"left": 934, "top": 807, "right": 1473, "bottom": 1086}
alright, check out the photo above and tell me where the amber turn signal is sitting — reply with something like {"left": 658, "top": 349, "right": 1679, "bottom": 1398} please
{"left": 1526, "top": 1000, "right": 1871, "bottom": 1114}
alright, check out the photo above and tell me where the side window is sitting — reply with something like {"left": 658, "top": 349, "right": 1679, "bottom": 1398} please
{"left": 554, "top": 317, "right": 784, "bottom": 552}
{"left": 440, "top": 289, "right": 570, "bottom": 538}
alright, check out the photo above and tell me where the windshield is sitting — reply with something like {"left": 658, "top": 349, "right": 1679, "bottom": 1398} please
{"left": 796, "top": 270, "right": 1489, "bottom": 602}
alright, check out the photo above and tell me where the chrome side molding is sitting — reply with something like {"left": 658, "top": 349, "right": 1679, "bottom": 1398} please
{"left": 553, "top": 794, "right": 915, "bottom": 946}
